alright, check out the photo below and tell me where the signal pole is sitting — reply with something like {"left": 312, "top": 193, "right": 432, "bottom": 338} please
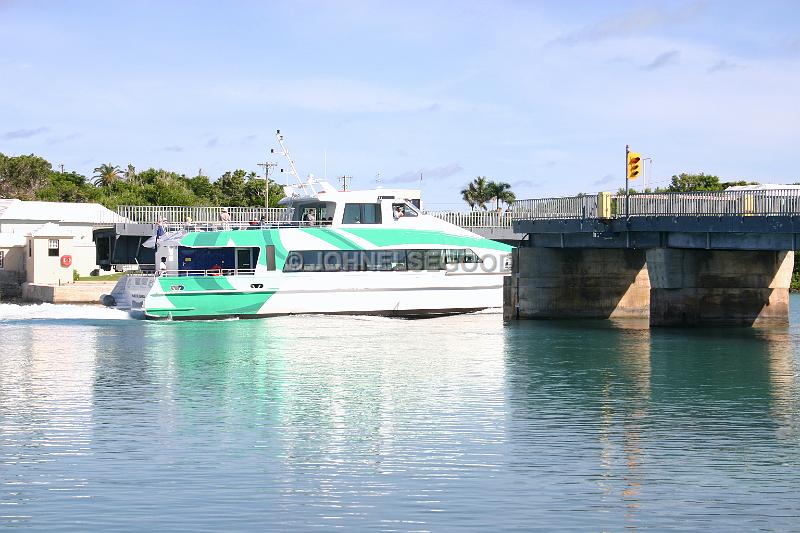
{"left": 625, "top": 145, "right": 630, "bottom": 220}
{"left": 257, "top": 161, "right": 278, "bottom": 208}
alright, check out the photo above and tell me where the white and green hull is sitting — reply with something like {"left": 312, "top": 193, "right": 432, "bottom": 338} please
{"left": 125, "top": 226, "right": 512, "bottom": 320}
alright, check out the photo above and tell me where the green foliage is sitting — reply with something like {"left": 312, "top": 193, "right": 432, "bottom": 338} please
{"left": 0, "top": 152, "right": 285, "bottom": 209}
{"left": 461, "top": 176, "right": 515, "bottom": 211}
{"left": 37, "top": 171, "right": 100, "bottom": 203}
{"left": 92, "top": 163, "right": 121, "bottom": 187}
{"left": 618, "top": 174, "right": 759, "bottom": 195}
{"left": 487, "top": 181, "right": 515, "bottom": 210}
{"left": 665, "top": 173, "right": 724, "bottom": 192}
{"left": 0, "top": 153, "right": 53, "bottom": 200}
{"left": 793, "top": 253, "right": 800, "bottom": 292}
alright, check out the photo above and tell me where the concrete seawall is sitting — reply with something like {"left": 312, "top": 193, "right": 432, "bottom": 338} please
{"left": 22, "top": 282, "right": 118, "bottom": 304}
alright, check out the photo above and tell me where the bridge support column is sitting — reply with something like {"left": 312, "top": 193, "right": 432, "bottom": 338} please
{"left": 504, "top": 247, "right": 650, "bottom": 320}
{"left": 646, "top": 249, "right": 793, "bottom": 327}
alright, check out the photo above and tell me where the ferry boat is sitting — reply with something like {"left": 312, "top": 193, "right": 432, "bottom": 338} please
{"left": 108, "top": 135, "right": 513, "bottom": 320}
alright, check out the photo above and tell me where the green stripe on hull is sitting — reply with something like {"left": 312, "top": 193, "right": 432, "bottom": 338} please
{"left": 300, "top": 227, "right": 363, "bottom": 250}
{"left": 148, "top": 291, "right": 275, "bottom": 318}
{"left": 158, "top": 276, "right": 234, "bottom": 292}
{"left": 341, "top": 228, "right": 513, "bottom": 252}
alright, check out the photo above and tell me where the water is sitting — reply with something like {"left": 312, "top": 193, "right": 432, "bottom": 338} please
{"left": 1, "top": 301, "right": 799, "bottom": 531}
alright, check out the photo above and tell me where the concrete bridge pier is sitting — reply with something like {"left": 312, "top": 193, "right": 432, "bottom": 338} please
{"left": 503, "top": 247, "right": 651, "bottom": 320}
{"left": 647, "top": 249, "right": 794, "bottom": 327}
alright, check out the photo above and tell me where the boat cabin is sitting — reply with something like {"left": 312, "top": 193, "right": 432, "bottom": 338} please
{"left": 288, "top": 187, "right": 422, "bottom": 226}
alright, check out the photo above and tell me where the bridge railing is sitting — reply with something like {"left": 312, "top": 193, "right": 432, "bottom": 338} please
{"left": 513, "top": 189, "right": 800, "bottom": 219}
{"left": 426, "top": 210, "right": 513, "bottom": 228}
{"left": 618, "top": 189, "right": 800, "bottom": 216}
{"left": 512, "top": 195, "right": 600, "bottom": 219}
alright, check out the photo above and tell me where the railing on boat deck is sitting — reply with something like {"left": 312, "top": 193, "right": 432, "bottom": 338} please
{"left": 159, "top": 220, "right": 333, "bottom": 232}
{"left": 116, "top": 205, "right": 292, "bottom": 224}
{"left": 129, "top": 269, "right": 258, "bottom": 277}
{"left": 116, "top": 205, "right": 519, "bottom": 229}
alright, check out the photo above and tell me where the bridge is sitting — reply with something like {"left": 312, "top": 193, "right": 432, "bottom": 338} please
{"left": 505, "top": 189, "right": 800, "bottom": 327}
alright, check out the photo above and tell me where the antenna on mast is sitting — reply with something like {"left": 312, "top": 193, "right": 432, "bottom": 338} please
{"left": 270, "top": 130, "right": 319, "bottom": 197}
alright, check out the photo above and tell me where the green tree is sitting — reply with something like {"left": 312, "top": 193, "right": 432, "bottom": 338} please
{"left": 460, "top": 176, "right": 492, "bottom": 211}
{"left": 487, "top": 181, "right": 515, "bottom": 210}
{"left": 187, "top": 173, "right": 215, "bottom": 203}
{"left": 214, "top": 169, "right": 248, "bottom": 206}
{"left": 37, "top": 171, "right": 99, "bottom": 203}
{"left": 122, "top": 163, "right": 137, "bottom": 183}
{"left": 242, "top": 175, "right": 278, "bottom": 207}
{"left": 92, "top": 163, "right": 121, "bottom": 187}
{"left": 0, "top": 153, "right": 53, "bottom": 200}
{"left": 665, "top": 173, "right": 724, "bottom": 192}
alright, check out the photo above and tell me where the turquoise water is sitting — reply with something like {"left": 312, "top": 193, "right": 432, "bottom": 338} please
{"left": 1, "top": 301, "right": 799, "bottom": 531}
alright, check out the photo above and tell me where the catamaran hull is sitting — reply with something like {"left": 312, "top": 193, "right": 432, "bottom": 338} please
{"left": 132, "top": 271, "right": 506, "bottom": 320}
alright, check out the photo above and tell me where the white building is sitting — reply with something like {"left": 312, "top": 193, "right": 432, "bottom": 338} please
{"left": 0, "top": 199, "right": 126, "bottom": 278}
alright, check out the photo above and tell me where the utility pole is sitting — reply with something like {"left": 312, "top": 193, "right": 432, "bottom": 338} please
{"left": 59, "top": 164, "right": 65, "bottom": 174}
{"left": 257, "top": 161, "right": 278, "bottom": 208}
{"left": 338, "top": 175, "right": 352, "bottom": 192}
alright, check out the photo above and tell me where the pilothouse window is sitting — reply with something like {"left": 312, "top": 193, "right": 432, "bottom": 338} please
{"left": 343, "top": 203, "right": 382, "bottom": 224}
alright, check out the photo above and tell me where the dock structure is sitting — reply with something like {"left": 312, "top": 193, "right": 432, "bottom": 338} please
{"left": 505, "top": 190, "right": 800, "bottom": 327}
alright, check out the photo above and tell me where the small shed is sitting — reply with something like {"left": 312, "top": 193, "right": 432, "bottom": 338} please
{"left": 0, "top": 199, "right": 127, "bottom": 276}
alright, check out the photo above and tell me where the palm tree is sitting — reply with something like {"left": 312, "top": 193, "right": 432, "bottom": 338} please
{"left": 460, "top": 176, "right": 492, "bottom": 211}
{"left": 92, "top": 163, "right": 121, "bottom": 187}
{"left": 122, "top": 163, "right": 137, "bottom": 183}
{"left": 460, "top": 186, "right": 477, "bottom": 210}
{"left": 487, "top": 181, "right": 515, "bottom": 211}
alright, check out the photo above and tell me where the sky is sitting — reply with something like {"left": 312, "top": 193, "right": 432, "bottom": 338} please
{"left": 1, "top": 0, "right": 799, "bottom": 208}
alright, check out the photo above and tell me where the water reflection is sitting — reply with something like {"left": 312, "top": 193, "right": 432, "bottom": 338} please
{"left": 504, "top": 319, "right": 800, "bottom": 530}
{"left": 1, "top": 307, "right": 799, "bottom": 531}
{"left": 0, "top": 325, "right": 98, "bottom": 523}
{"left": 89, "top": 314, "right": 510, "bottom": 529}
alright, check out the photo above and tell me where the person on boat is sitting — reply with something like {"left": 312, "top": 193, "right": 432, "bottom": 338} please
{"left": 393, "top": 206, "right": 404, "bottom": 220}
{"left": 218, "top": 208, "right": 231, "bottom": 229}
{"left": 303, "top": 210, "right": 316, "bottom": 225}
{"left": 209, "top": 263, "right": 222, "bottom": 276}
{"left": 259, "top": 215, "right": 268, "bottom": 227}
{"left": 158, "top": 257, "right": 167, "bottom": 275}
{"left": 155, "top": 218, "right": 167, "bottom": 243}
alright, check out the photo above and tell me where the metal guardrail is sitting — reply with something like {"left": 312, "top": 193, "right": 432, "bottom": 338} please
{"left": 117, "top": 205, "right": 291, "bottom": 224}
{"left": 130, "top": 269, "right": 258, "bottom": 277}
{"left": 426, "top": 210, "right": 513, "bottom": 228}
{"left": 159, "top": 221, "right": 333, "bottom": 232}
{"left": 512, "top": 196, "right": 599, "bottom": 220}
{"left": 118, "top": 205, "right": 516, "bottom": 228}
{"left": 512, "top": 190, "right": 800, "bottom": 219}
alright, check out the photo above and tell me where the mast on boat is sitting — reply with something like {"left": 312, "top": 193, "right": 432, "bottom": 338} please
{"left": 271, "top": 130, "right": 321, "bottom": 198}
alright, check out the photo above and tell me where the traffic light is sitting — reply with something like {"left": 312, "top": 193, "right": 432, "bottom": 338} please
{"left": 627, "top": 151, "right": 641, "bottom": 180}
